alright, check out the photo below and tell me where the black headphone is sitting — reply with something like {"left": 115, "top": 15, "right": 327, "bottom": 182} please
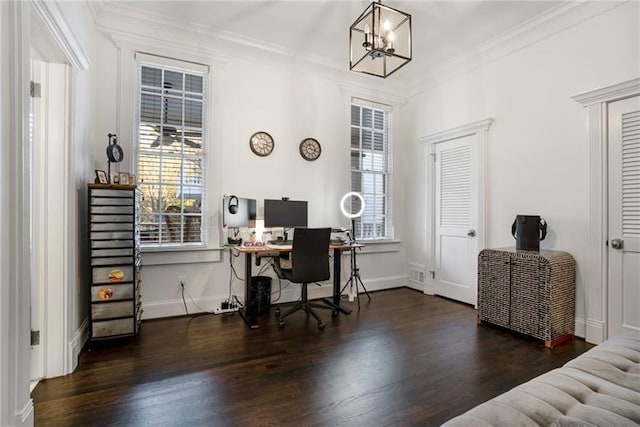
{"left": 228, "top": 195, "right": 239, "bottom": 214}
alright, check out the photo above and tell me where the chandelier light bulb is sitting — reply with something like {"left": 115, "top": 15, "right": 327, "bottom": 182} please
{"left": 383, "top": 19, "right": 391, "bottom": 31}
{"left": 363, "top": 23, "right": 372, "bottom": 48}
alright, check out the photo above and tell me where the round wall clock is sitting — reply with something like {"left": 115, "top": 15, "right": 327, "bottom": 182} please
{"left": 249, "top": 131, "right": 274, "bottom": 157}
{"left": 299, "top": 138, "right": 321, "bottom": 161}
{"left": 106, "top": 133, "right": 123, "bottom": 163}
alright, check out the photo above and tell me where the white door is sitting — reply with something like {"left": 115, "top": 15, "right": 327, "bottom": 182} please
{"left": 608, "top": 95, "right": 640, "bottom": 336}
{"left": 434, "top": 136, "right": 478, "bottom": 305}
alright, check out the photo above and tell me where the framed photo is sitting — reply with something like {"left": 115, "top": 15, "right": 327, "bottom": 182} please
{"left": 119, "top": 172, "right": 129, "bottom": 185}
{"left": 95, "top": 169, "right": 108, "bottom": 184}
{"left": 129, "top": 175, "right": 136, "bottom": 185}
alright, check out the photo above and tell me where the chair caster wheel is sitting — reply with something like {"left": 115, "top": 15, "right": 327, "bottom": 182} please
{"left": 318, "top": 322, "right": 325, "bottom": 330}
{"left": 331, "top": 310, "right": 338, "bottom": 317}
{"left": 279, "top": 321, "right": 285, "bottom": 327}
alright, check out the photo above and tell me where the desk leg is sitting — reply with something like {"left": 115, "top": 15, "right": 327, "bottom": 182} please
{"left": 321, "top": 248, "right": 351, "bottom": 315}
{"left": 238, "top": 252, "right": 260, "bottom": 329}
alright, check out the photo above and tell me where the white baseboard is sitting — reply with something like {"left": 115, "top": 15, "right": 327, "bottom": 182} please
{"left": 585, "top": 318, "right": 606, "bottom": 344}
{"left": 142, "top": 275, "right": 409, "bottom": 320}
{"left": 17, "top": 398, "right": 33, "bottom": 426}
{"left": 406, "top": 282, "right": 424, "bottom": 292}
{"left": 142, "top": 295, "right": 223, "bottom": 319}
{"left": 67, "top": 318, "right": 89, "bottom": 374}
{"left": 574, "top": 317, "right": 586, "bottom": 339}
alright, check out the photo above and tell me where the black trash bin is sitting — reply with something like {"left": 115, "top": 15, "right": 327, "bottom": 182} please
{"left": 250, "top": 276, "right": 272, "bottom": 315}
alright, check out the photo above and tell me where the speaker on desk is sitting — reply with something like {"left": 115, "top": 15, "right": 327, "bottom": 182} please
{"left": 249, "top": 276, "right": 271, "bottom": 315}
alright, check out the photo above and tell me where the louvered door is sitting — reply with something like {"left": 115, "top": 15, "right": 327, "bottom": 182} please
{"left": 608, "top": 95, "right": 640, "bottom": 336}
{"left": 434, "top": 135, "right": 478, "bottom": 305}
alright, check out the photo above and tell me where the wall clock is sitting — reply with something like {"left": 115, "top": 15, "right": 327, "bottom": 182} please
{"left": 299, "top": 137, "right": 321, "bottom": 161}
{"left": 106, "top": 133, "right": 123, "bottom": 163}
{"left": 249, "top": 131, "right": 274, "bottom": 157}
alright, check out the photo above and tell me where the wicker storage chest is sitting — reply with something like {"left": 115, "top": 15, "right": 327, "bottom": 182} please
{"left": 477, "top": 248, "right": 575, "bottom": 348}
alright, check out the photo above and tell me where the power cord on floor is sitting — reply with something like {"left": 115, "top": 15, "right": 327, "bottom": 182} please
{"left": 180, "top": 281, "right": 217, "bottom": 316}
{"left": 180, "top": 280, "right": 190, "bottom": 316}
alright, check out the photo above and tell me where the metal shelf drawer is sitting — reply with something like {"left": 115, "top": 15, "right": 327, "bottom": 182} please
{"left": 92, "top": 300, "right": 134, "bottom": 320}
{"left": 91, "top": 284, "right": 134, "bottom": 302}
{"left": 92, "top": 318, "right": 134, "bottom": 338}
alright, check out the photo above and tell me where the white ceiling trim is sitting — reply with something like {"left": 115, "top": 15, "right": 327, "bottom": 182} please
{"left": 408, "top": 1, "right": 627, "bottom": 96}
{"left": 92, "top": 1, "right": 407, "bottom": 95}
{"left": 31, "top": 0, "right": 91, "bottom": 70}
{"left": 92, "top": 1, "right": 625, "bottom": 97}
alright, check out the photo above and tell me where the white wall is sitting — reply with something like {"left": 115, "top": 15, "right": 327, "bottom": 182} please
{"left": 93, "top": 30, "right": 408, "bottom": 319}
{"left": 401, "top": 2, "right": 639, "bottom": 340}
{"left": 55, "top": 0, "right": 100, "bottom": 371}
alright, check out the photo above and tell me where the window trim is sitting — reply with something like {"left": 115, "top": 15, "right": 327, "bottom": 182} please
{"left": 134, "top": 52, "right": 210, "bottom": 249}
{"left": 350, "top": 98, "right": 394, "bottom": 241}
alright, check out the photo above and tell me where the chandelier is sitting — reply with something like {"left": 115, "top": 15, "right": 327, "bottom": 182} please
{"left": 349, "top": 0, "right": 412, "bottom": 78}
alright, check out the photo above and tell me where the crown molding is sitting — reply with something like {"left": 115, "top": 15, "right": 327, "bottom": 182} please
{"left": 572, "top": 77, "right": 640, "bottom": 106}
{"left": 93, "top": 0, "right": 407, "bottom": 95}
{"left": 408, "top": 1, "right": 628, "bottom": 96}
{"left": 92, "top": 0, "right": 627, "bottom": 98}
{"left": 30, "top": 0, "right": 91, "bottom": 70}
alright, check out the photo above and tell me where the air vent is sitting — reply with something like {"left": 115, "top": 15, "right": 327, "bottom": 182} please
{"left": 409, "top": 263, "right": 426, "bottom": 285}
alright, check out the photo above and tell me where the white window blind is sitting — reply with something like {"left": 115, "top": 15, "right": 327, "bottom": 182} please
{"left": 350, "top": 100, "right": 392, "bottom": 240}
{"left": 135, "top": 54, "right": 208, "bottom": 247}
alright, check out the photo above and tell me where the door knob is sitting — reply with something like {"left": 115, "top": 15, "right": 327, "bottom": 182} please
{"left": 467, "top": 229, "right": 476, "bottom": 237}
{"left": 611, "top": 238, "right": 623, "bottom": 249}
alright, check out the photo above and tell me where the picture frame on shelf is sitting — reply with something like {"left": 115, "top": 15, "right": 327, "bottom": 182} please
{"left": 95, "top": 169, "right": 108, "bottom": 184}
{"left": 129, "top": 175, "right": 136, "bottom": 185}
{"left": 119, "top": 172, "right": 129, "bottom": 185}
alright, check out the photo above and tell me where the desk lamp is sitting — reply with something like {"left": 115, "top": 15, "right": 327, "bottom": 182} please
{"left": 339, "top": 192, "right": 371, "bottom": 308}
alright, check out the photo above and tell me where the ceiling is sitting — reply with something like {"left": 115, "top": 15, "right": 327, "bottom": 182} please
{"left": 103, "top": 1, "right": 562, "bottom": 84}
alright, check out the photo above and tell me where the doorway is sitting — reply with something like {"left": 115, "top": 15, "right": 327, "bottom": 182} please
{"left": 420, "top": 119, "right": 492, "bottom": 307}
{"left": 573, "top": 77, "right": 640, "bottom": 343}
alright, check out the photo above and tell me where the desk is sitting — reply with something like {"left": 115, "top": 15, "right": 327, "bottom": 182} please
{"left": 232, "top": 243, "right": 363, "bottom": 329}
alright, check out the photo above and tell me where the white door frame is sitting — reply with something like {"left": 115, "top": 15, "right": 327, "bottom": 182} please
{"left": 29, "top": 0, "right": 90, "bottom": 378}
{"left": 573, "top": 78, "right": 640, "bottom": 344}
{"left": 419, "top": 118, "right": 492, "bottom": 300}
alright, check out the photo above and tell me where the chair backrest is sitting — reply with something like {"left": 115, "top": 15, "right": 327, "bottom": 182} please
{"left": 290, "top": 227, "right": 331, "bottom": 283}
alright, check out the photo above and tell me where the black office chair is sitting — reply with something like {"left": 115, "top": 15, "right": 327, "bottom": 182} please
{"left": 276, "top": 227, "right": 333, "bottom": 330}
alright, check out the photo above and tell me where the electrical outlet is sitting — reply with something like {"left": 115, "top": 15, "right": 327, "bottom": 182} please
{"left": 178, "top": 276, "right": 185, "bottom": 288}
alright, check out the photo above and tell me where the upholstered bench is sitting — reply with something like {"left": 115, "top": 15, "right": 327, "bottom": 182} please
{"left": 442, "top": 331, "right": 640, "bottom": 426}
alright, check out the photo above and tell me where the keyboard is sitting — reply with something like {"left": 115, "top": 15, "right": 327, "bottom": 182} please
{"left": 267, "top": 240, "right": 293, "bottom": 246}
{"left": 265, "top": 244, "right": 292, "bottom": 250}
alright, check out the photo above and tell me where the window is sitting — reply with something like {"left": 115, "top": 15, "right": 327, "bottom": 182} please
{"left": 135, "top": 54, "right": 208, "bottom": 247}
{"left": 350, "top": 100, "right": 392, "bottom": 240}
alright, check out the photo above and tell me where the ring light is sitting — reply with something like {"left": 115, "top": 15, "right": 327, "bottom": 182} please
{"left": 340, "top": 192, "right": 365, "bottom": 219}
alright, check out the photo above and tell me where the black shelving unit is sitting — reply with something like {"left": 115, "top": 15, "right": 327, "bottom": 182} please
{"left": 88, "top": 184, "right": 141, "bottom": 343}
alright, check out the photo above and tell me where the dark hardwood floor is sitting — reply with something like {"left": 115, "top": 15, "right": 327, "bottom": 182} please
{"left": 32, "top": 288, "right": 592, "bottom": 426}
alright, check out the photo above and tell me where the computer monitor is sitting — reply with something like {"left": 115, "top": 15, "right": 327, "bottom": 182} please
{"left": 263, "top": 199, "right": 308, "bottom": 228}
{"left": 222, "top": 195, "right": 256, "bottom": 228}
